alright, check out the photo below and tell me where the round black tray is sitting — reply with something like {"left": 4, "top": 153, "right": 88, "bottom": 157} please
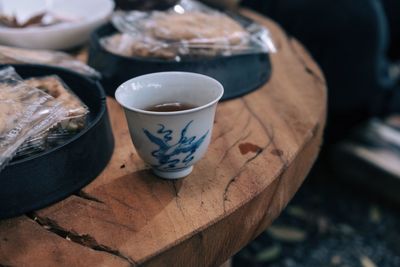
{"left": 88, "top": 23, "right": 272, "bottom": 100}
{"left": 0, "top": 64, "right": 114, "bottom": 219}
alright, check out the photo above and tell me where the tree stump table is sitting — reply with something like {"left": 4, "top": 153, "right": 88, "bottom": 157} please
{"left": 0, "top": 10, "right": 326, "bottom": 267}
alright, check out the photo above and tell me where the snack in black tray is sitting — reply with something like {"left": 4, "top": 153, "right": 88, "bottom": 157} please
{"left": 0, "top": 44, "right": 101, "bottom": 78}
{"left": 101, "top": 0, "right": 276, "bottom": 61}
{"left": 14, "top": 75, "right": 90, "bottom": 159}
{"left": 0, "top": 66, "right": 66, "bottom": 170}
{"left": 24, "top": 75, "right": 89, "bottom": 133}
{"left": 0, "top": 64, "right": 114, "bottom": 219}
{"left": 89, "top": 0, "right": 275, "bottom": 100}
{"left": 102, "top": 10, "right": 250, "bottom": 60}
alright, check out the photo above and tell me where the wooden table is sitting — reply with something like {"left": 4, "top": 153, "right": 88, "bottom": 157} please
{"left": 0, "top": 10, "right": 326, "bottom": 267}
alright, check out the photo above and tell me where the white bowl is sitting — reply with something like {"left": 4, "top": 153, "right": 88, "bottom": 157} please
{"left": 0, "top": 0, "right": 114, "bottom": 50}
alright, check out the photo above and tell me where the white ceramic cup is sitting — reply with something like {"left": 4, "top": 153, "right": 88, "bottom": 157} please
{"left": 115, "top": 72, "right": 224, "bottom": 179}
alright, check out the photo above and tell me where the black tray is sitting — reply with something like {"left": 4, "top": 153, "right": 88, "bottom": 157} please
{"left": 0, "top": 65, "right": 114, "bottom": 219}
{"left": 88, "top": 23, "right": 272, "bottom": 100}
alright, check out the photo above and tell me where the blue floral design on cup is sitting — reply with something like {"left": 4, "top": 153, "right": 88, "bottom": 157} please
{"left": 143, "top": 120, "right": 208, "bottom": 170}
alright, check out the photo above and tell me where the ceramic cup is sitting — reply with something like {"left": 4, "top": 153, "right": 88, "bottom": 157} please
{"left": 115, "top": 72, "right": 224, "bottom": 179}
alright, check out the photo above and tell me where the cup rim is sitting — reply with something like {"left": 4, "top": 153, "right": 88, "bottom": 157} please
{"left": 115, "top": 71, "right": 224, "bottom": 116}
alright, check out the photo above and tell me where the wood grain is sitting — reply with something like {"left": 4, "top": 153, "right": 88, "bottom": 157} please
{"left": 0, "top": 10, "right": 326, "bottom": 267}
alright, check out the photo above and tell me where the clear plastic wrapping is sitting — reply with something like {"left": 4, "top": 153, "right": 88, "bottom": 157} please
{"left": 0, "top": 45, "right": 101, "bottom": 79}
{"left": 14, "top": 75, "right": 90, "bottom": 159}
{"left": 14, "top": 130, "right": 49, "bottom": 159}
{"left": 101, "top": 0, "right": 276, "bottom": 61}
{"left": 24, "top": 75, "right": 89, "bottom": 134}
{"left": 0, "top": 66, "right": 66, "bottom": 170}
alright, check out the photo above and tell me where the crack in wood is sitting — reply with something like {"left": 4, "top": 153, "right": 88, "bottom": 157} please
{"left": 251, "top": 170, "right": 285, "bottom": 240}
{"left": 169, "top": 181, "right": 186, "bottom": 219}
{"left": 222, "top": 140, "right": 271, "bottom": 213}
{"left": 221, "top": 97, "right": 291, "bottom": 227}
{"left": 212, "top": 121, "right": 236, "bottom": 143}
{"left": 222, "top": 168, "right": 245, "bottom": 213}
{"left": 242, "top": 99, "right": 288, "bottom": 167}
{"left": 26, "top": 214, "right": 138, "bottom": 266}
{"left": 170, "top": 181, "right": 180, "bottom": 198}
{"left": 222, "top": 102, "right": 281, "bottom": 213}
{"left": 252, "top": 120, "right": 323, "bottom": 239}
{"left": 312, "top": 123, "right": 320, "bottom": 138}
{"left": 288, "top": 37, "right": 325, "bottom": 85}
{"left": 250, "top": 117, "right": 324, "bottom": 240}
{"left": 75, "top": 191, "right": 104, "bottom": 204}
{"left": 218, "top": 131, "right": 252, "bottom": 165}
{"left": 212, "top": 104, "right": 248, "bottom": 142}
{"left": 218, "top": 113, "right": 253, "bottom": 165}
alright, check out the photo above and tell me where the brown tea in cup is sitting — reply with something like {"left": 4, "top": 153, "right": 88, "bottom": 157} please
{"left": 145, "top": 102, "right": 197, "bottom": 112}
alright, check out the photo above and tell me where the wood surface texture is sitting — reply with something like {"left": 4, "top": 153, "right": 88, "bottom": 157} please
{"left": 0, "top": 9, "right": 326, "bottom": 267}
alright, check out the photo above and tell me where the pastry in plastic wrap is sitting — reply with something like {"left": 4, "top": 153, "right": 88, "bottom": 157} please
{"left": 0, "top": 67, "right": 66, "bottom": 170}
{"left": 101, "top": 0, "right": 275, "bottom": 60}
{"left": 0, "top": 45, "right": 100, "bottom": 78}
{"left": 103, "top": 33, "right": 176, "bottom": 59}
{"left": 24, "top": 75, "right": 89, "bottom": 133}
{"left": 147, "top": 11, "right": 247, "bottom": 45}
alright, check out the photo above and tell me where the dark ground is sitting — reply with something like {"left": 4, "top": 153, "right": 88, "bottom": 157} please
{"left": 233, "top": 160, "right": 400, "bottom": 267}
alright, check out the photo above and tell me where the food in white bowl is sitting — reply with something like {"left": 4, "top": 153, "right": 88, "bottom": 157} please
{"left": 0, "top": 0, "right": 114, "bottom": 50}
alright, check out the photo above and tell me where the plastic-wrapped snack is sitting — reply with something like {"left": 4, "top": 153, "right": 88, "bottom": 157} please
{"left": 147, "top": 11, "right": 248, "bottom": 45}
{"left": 24, "top": 75, "right": 89, "bottom": 134}
{"left": 14, "top": 75, "right": 89, "bottom": 159}
{"left": 14, "top": 130, "right": 49, "bottom": 159}
{"left": 102, "top": 33, "right": 177, "bottom": 59}
{"left": 101, "top": 0, "right": 276, "bottom": 61}
{"left": 0, "top": 45, "right": 101, "bottom": 79}
{"left": 0, "top": 66, "right": 66, "bottom": 170}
